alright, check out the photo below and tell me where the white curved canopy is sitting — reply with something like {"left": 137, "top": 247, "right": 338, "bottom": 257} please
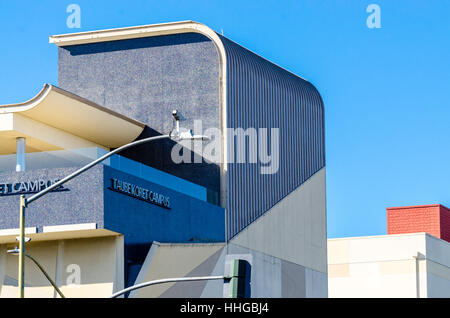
{"left": 0, "top": 84, "right": 145, "bottom": 154}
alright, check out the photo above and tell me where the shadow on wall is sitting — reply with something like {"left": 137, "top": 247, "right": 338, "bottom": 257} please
{"left": 0, "top": 236, "right": 123, "bottom": 298}
{"left": 64, "top": 33, "right": 212, "bottom": 56}
{"left": 117, "top": 126, "right": 221, "bottom": 201}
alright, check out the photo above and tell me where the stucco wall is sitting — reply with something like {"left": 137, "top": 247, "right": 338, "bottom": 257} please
{"left": 0, "top": 235, "right": 123, "bottom": 298}
{"left": 131, "top": 242, "right": 325, "bottom": 298}
{"left": 328, "top": 233, "right": 450, "bottom": 298}
{"left": 230, "top": 167, "right": 327, "bottom": 275}
{"left": 0, "top": 166, "right": 104, "bottom": 231}
{"left": 58, "top": 33, "right": 221, "bottom": 194}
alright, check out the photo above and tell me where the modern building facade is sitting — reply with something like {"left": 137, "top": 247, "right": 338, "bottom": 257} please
{"left": 0, "top": 21, "right": 327, "bottom": 297}
{"left": 328, "top": 205, "right": 450, "bottom": 298}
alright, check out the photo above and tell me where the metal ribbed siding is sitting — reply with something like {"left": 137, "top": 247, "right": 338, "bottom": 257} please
{"left": 219, "top": 36, "right": 325, "bottom": 240}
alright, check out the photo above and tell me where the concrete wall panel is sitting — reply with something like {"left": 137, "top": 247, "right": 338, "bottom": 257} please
{"left": 230, "top": 167, "right": 327, "bottom": 274}
{"left": 0, "top": 235, "right": 123, "bottom": 298}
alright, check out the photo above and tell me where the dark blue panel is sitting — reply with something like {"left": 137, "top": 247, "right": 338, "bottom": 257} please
{"left": 103, "top": 166, "right": 225, "bottom": 245}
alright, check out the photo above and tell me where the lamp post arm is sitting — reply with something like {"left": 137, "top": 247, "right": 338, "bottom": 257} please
{"left": 24, "top": 253, "right": 65, "bottom": 298}
{"left": 110, "top": 275, "right": 224, "bottom": 298}
{"left": 26, "top": 134, "right": 170, "bottom": 205}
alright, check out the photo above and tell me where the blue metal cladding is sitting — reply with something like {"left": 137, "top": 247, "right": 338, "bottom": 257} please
{"left": 219, "top": 36, "right": 325, "bottom": 240}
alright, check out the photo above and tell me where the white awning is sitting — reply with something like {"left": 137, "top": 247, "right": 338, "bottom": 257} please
{"left": 0, "top": 84, "right": 145, "bottom": 154}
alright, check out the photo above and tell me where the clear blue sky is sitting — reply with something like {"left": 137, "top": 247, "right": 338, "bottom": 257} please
{"left": 0, "top": 1, "right": 449, "bottom": 238}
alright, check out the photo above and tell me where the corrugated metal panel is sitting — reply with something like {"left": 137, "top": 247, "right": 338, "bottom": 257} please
{"left": 219, "top": 36, "right": 325, "bottom": 240}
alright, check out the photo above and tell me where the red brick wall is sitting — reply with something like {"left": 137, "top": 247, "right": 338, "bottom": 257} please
{"left": 440, "top": 205, "right": 450, "bottom": 243}
{"left": 387, "top": 205, "right": 441, "bottom": 238}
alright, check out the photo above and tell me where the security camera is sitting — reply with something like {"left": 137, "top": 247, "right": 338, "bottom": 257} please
{"left": 172, "top": 110, "right": 180, "bottom": 121}
{"left": 15, "top": 236, "right": 31, "bottom": 243}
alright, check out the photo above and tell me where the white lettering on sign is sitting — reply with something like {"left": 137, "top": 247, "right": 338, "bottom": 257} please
{"left": 109, "top": 178, "right": 171, "bottom": 209}
{"left": 0, "top": 179, "right": 66, "bottom": 196}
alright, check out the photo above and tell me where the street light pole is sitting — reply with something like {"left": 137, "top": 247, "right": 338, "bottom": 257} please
{"left": 16, "top": 112, "right": 209, "bottom": 298}
{"left": 26, "top": 134, "right": 170, "bottom": 205}
{"left": 110, "top": 275, "right": 225, "bottom": 298}
{"left": 18, "top": 194, "right": 26, "bottom": 298}
{"left": 8, "top": 247, "right": 65, "bottom": 298}
{"left": 24, "top": 252, "right": 65, "bottom": 298}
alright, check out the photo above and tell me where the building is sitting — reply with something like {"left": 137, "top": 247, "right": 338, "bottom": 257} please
{"left": 0, "top": 21, "right": 327, "bottom": 297}
{"left": 387, "top": 204, "right": 450, "bottom": 242}
{"left": 328, "top": 205, "right": 450, "bottom": 298}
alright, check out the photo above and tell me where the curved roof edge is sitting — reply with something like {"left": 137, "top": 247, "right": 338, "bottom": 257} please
{"left": 50, "top": 20, "right": 212, "bottom": 46}
{"left": 49, "top": 20, "right": 317, "bottom": 84}
{"left": 0, "top": 84, "right": 146, "bottom": 148}
{"left": 49, "top": 20, "right": 322, "bottom": 110}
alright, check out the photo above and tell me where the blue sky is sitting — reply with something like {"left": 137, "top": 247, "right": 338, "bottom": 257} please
{"left": 0, "top": 1, "right": 449, "bottom": 238}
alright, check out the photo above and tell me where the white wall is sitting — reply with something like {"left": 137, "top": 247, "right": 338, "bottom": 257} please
{"left": 0, "top": 235, "right": 123, "bottom": 298}
{"left": 328, "top": 233, "right": 450, "bottom": 298}
{"left": 328, "top": 233, "right": 428, "bottom": 298}
{"left": 230, "top": 167, "right": 328, "bottom": 297}
{"left": 424, "top": 235, "right": 450, "bottom": 297}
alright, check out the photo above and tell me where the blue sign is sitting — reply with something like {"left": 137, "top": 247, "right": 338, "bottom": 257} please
{"left": 108, "top": 178, "right": 171, "bottom": 209}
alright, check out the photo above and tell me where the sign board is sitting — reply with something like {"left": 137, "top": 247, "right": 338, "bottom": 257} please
{"left": 108, "top": 178, "right": 171, "bottom": 209}
{"left": 0, "top": 179, "right": 68, "bottom": 196}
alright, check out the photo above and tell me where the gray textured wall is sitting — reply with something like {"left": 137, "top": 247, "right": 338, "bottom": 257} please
{"left": 58, "top": 33, "right": 221, "bottom": 194}
{"left": 0, "top": 166, "right": 104, "bottom": 231}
